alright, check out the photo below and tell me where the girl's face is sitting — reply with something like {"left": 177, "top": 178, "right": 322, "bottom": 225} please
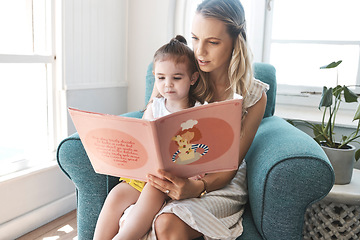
{"left": 154, "top": 60, "right": 198, "bottom": 105}
{"left": 191, "top": 13, "right": 234, "bottom": 76}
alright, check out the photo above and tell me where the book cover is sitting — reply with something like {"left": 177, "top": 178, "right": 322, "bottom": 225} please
{"left": 69, "top": 98, "right": 242, "bottom": 181}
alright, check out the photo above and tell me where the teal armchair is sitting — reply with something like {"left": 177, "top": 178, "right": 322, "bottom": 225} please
{"left": 57, "top": 62, "right": 334, "bottom": 240}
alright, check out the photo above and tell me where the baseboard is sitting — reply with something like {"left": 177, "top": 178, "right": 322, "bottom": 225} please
{"left": 0, "top": 192, "right": 76, "bottom": 240}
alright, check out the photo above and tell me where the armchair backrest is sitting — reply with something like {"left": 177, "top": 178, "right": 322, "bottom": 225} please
{"left": 253, "top": 62, "right": 276, "bottom": 118}
{"left": 145, "top": 62, "right": 276, "bottom": 118}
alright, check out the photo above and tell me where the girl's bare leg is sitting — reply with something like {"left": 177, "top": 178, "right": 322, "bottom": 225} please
{"left": 93, "top": 182, "right": 140, "bottom": 240}
{"left": 154, "top": 213, "right": 202, "bottom": 240}
{"left": 113, "top": 184, "right": 167, "bottom": 240}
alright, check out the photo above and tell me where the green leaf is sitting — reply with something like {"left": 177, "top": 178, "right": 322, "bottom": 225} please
{"left": 354, "top": 104, "right": 360, "bottom": 121}
{"left": 320, "top": 60, "right": 342, "bottom": 69}
{"left": 312, "top": 124, "right": 326, "bottom": 143}
{"left": 319, "top": 86, "right": 333, "bottom": 109}
{"left": 344, "top": 86, "right": 358, "bottom": 103}
{"left": 355, "top": 149, "right": 360, "bottom": 161}
{"left": 333, "top": 85, "right": 343, "bottom": 99}
{"left": 286, "top": 119, "right": 295, "bottom": 126}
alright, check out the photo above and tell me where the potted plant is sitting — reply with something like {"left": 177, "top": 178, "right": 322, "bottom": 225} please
{"left": 289, "top": 60, "right": 360, "bottom": 184}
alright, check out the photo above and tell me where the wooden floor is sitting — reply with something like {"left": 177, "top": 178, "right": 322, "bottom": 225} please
{"left": 17, "top": 210, "right": 77, "bottom": 240}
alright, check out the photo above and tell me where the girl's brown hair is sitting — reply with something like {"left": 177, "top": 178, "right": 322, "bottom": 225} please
{"left": 194, "top": 0, "right": 254, "bottom": 105}
{"left": 153, "top": 35, "right": 205, "bottom": 106}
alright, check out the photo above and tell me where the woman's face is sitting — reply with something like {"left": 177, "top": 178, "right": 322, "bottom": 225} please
{"left": 191, "top": 13, "right": 234, "bottom": 76}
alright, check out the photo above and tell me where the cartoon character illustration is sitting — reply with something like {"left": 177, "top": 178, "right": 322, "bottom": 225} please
{"left": 171, "top": 119, "right": 209, "bottom": 165}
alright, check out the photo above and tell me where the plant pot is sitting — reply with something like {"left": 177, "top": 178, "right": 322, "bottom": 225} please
{"left": 321, "top": 144, "right": 355, "bottom": 185}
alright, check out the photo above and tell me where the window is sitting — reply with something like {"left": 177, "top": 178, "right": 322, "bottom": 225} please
{"left": 264, "top": 0, "right": 360, "bottom": 103}
{"left": 0, "top": 0, "right": 56, "bottom": 176}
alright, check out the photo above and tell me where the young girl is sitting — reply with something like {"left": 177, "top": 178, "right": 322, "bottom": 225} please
{"left": 93, "top": 35, "right": 204, "bottom": 240}
{"left": 145, "top": 0, "right": 269, "bottom": 239}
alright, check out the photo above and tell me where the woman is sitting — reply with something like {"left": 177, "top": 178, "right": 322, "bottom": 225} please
{"left": 145, "top": 0, "right": 269, "bottom": 239}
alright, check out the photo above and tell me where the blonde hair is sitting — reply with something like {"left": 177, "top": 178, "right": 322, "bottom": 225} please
{"left": 194, "top": 0, "right": 254, "bottom": 104}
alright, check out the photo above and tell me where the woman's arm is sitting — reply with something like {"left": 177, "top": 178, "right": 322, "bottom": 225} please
{"left": 147, "top": 92, "right": 267, "bottom": 200}
{"left": 237, "top": 91, "right": 267, "bottom": 162}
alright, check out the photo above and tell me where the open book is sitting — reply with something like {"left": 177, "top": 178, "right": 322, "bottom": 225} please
{"left": 69, "top": 98, "right": 242, "bottom": 181}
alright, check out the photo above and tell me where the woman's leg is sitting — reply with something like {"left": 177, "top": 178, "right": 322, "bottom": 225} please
{"left": 93, "top": 182, "right": 140, "bottom": 240}
{"left": 113, "top": 183, "right": 167, "bottom": 240}
{"left": 154, "top": 213, "right": 203, "bottom": 240}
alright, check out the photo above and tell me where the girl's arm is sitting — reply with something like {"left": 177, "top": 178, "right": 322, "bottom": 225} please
{"left": 150, "top": 84, "right": 160, "bottom": 102}
{"left": 142, "top": 101, "right": 154, "bottom": 120}
{"left": 147, "top": 92, "right": 267, "bottom": 200}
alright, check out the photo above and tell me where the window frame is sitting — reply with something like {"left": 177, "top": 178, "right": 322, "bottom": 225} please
{"left": 0, "top": 0, "right": 59, "bottom": 176}
{"left": 262, "top": 0, "right": 360, "bottom": 110}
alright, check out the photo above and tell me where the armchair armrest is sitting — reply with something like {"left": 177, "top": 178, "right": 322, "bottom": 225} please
{"left": 244, "top": 116, "right": 334, "bottom": 240}
{"left": 56, "top": 110, "right": 143, "bottom": 240}
{"left": 57, "top": 132, "right": 109, "bottom": 239}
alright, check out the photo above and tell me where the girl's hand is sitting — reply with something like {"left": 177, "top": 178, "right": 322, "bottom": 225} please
{"left": 147, "top": 170, "right": 204, "bottom": 200}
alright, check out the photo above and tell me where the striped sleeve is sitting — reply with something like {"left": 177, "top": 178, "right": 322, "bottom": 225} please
{"left": 192, "top": 144, "right": 209, "bottom": 156}
{"left": 243, "top": 79, "right": 269, "bottom": 109}
{"left": 172, "top": 150, "right": 180, "bottom": 162}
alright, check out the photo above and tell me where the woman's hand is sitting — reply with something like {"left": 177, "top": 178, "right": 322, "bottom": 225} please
{"left": 147, "top": 170, "right": 204, "bottom": 200}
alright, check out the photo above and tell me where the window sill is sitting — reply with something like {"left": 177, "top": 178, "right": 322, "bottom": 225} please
{"left": 0, "top": 159, "right": 57, "bottom": 183}
{"left": 274, "top": 103, "right": 358, "bottom": 129}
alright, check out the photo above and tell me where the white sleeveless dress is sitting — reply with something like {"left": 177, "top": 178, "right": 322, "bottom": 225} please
{"left": 151, "top": 97, "right": 202, "bottom": 119}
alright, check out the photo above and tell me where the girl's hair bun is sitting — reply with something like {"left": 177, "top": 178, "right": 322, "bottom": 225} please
{"left": 174, "top": 35, "right": 187, "bottom": 45}
{"left": 169, "top": 35, "right": 187, "bottom": 46}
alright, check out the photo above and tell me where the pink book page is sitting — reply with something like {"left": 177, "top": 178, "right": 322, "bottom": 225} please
{"left": 68, "top": 108, "right": 160, "bottom": 181}
{"left": 153, "top": 99, "right": 242, "bottom": 178}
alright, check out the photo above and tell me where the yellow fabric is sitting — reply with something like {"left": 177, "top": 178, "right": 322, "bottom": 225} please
{"left": 120, "top": 177, "right": 146, "bottom": 192}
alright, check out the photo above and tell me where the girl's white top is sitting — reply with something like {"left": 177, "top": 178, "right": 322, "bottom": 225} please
{"left": 152, "top": 97, "right": 203, "bottom": 118}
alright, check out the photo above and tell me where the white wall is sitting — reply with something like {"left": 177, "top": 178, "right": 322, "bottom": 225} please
{"left": 63, "top": 0, "right": 128, "bottom": 90}
{"left": 126, "top": 0, "right": 175, "bottom": 112}
{"left": 0, "top": 164, "right": 76, "bottom": 240}
{"left": 66, "top": 87, "right": 128, "bottom": 134}
{"left": 63, "top": 0, "right": 129, "bottom": 135}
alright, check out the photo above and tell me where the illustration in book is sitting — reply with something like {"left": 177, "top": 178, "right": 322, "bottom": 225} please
{"left": 68, "top": 98, "right": 242, "bottom": 181}
{"left": 171, "top": 119, "right": 209, "bottom": 165}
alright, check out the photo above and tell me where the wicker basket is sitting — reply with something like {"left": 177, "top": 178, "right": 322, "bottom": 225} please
{"left": 303, "top": 200, "right": 360, "bottom": 240}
